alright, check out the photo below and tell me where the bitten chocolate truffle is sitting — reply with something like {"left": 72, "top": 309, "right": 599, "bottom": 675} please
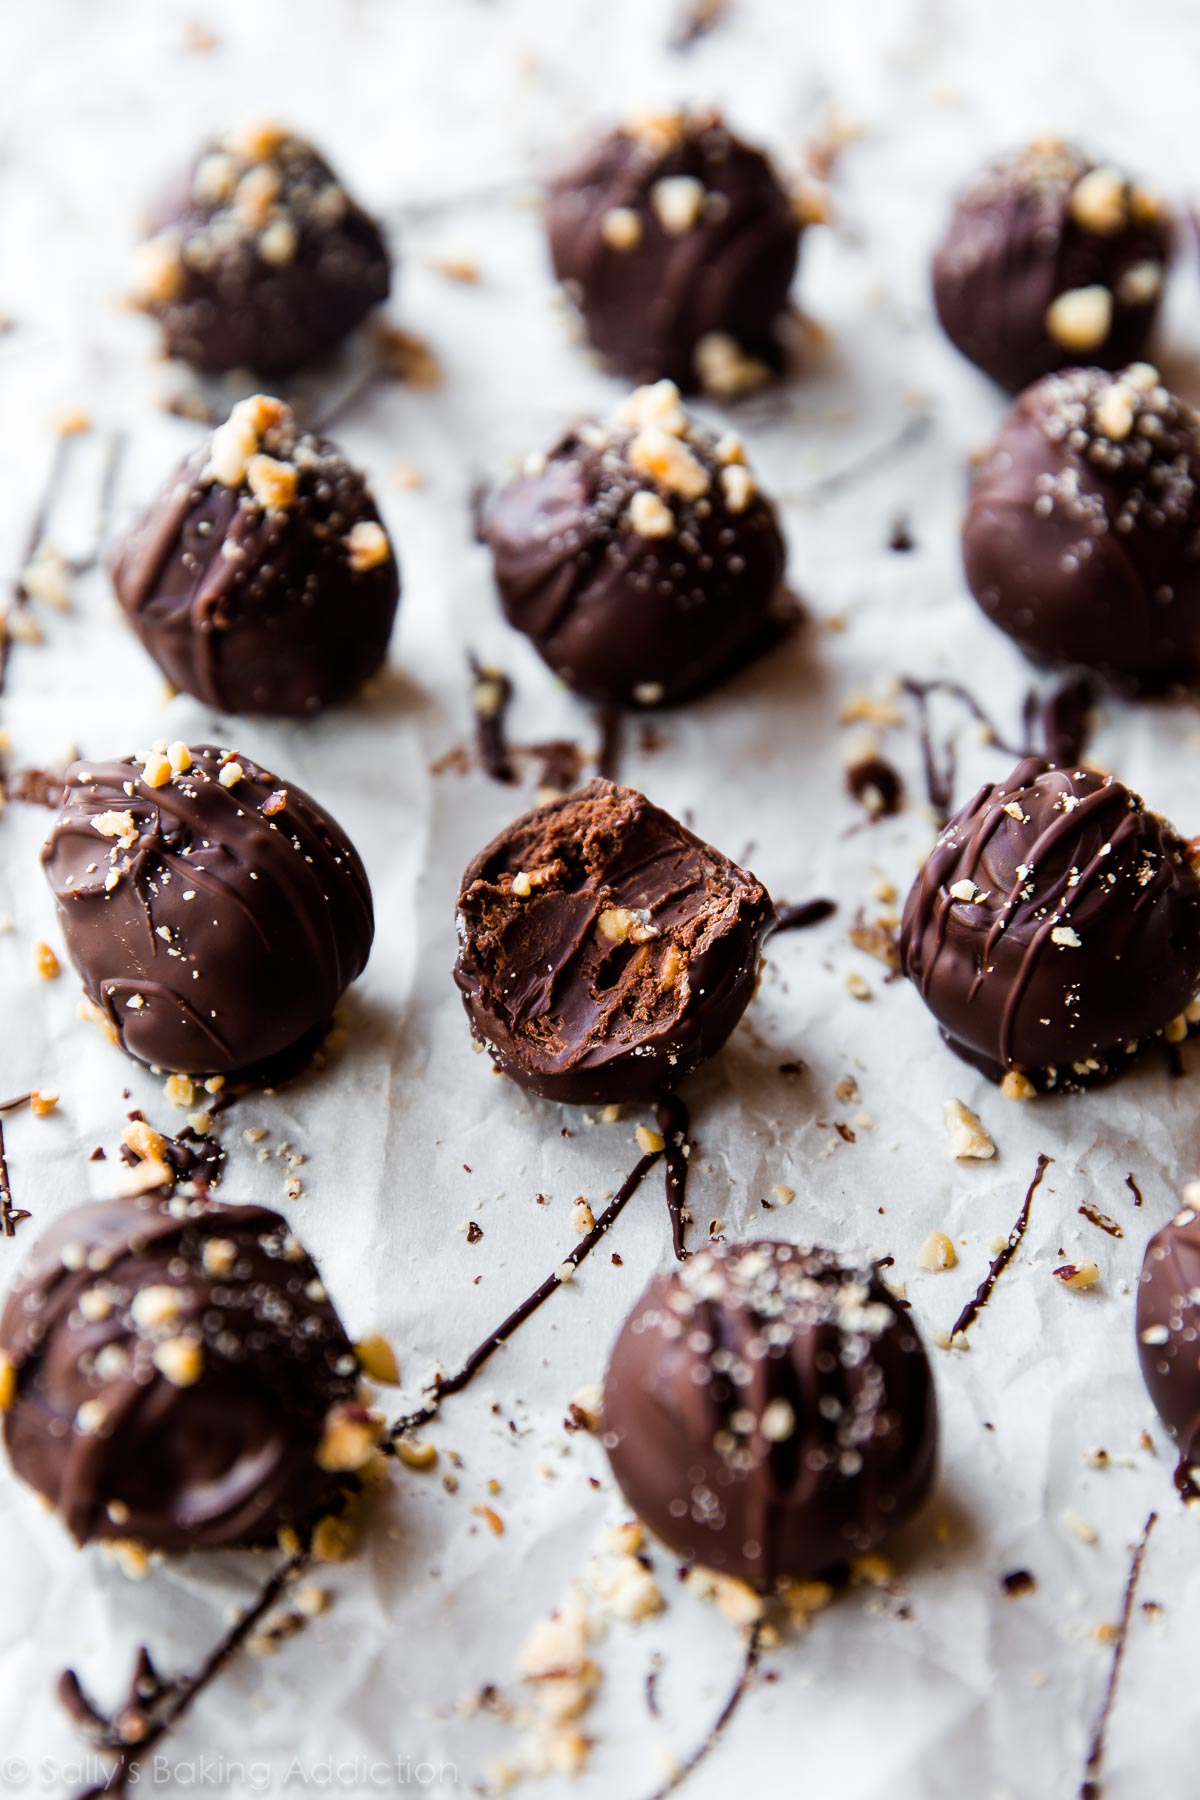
{"left": 113, "top": 395, "right": 400, "bottom": 717}
{"left": 547, "top": 109, "right": 802, "bottom": 396}
{"left": 132, "top": 123, "right": 391, "bottom": 378}
{"left": 42, "top": 745, "right": 373, "bottom": 1079}
{"left": 0, "top": 1195, "right": 374, "bottom": 1552}
{"left": 602, "top": 1240, "right": 937, "bottom": 1585}
{"left": 933, "top": 140, "right": 1170, "bottom": 392}
{"left": 899, "top": 757, "right": 1200, "bottom": 1090}
{"left": 1138, "top": 1210, "right": 1200, "bottom": 1477}
{"left": 454, "top": 779, "right": 775, "bottom": 1105}
{"left": 486, "top": 380, "right": 789, "bottom": 709}
{"left": 963, "top": 364, "right": 1200, "bottom": 694}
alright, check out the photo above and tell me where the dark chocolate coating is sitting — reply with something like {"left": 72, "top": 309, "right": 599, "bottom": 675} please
{"left": 42, "top": 746, "right": 373, "bottom": 1079}
{"left": 134, "top": 125, "right": 391, "bottom": 378}
{"left": 0, "top": 1195, "right": 359, "bottom": 1551}
{"left": 962, "top": 364, "right": 1200, "bottom": 694}
{"left": 453, "top": 779, "right": 775, "bottom": 1105}
{"left": 899, "top": 757, "right": 1200, "bottom": 1088}
{"left": 113, "top": 397, "right": 400, "bottom": 717}
{"left": 547, "top": 112, "right": 801, "bottom": 393}
{"left": 932, "top": 141, "right": 1170, "bottom": 392}
{"left": 1138, "top": 1210, "right": 1200, "bottom": 1469}
{"left": 487, "top": 384, "right": 788, "bottom": 708}
{"left": 602, "top": 1240, "right": 938, "bottom": 1585}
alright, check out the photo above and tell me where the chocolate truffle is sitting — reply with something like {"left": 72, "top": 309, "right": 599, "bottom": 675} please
{"left": 602, "top": 1240, "right": 937, "bottom": 1584}
{"left": 0, "top": 1194, "right": 373, "bottom": 1552}
{"left": 113, "top": 394, "right": 399, "bottom": 717}
{"left": 1137, "top": 1210, "right": 1200, "bottom": 1475}
{"left": 933, "top": 140, "right": 1170, "bottom": 392}
{"left": 899, "top": 756, "right": 1200, "bottom": 1090}
{"left": 454, "top": 779, "right": 775, "bottom": 1105}
{"left": 486, "top": 380, "right": 789, "bottom": 709}
{"left": 42, "top": 745, "right": 373, "bottom": 1079}
{"left": 963, "top": 364, "right": 1200, "bottom": 694}
{"left": 548, "top": 109, "right": 802, "bottom": 395}
{"left": 132, "top": 123, "right": 391, "bottom": 378}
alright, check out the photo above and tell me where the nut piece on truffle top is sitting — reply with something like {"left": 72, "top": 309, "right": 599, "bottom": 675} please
{"left": 0, "top": 1194, "right": 373, "bottom": 1553}
{"left": 132, "top": 122, "right": 391, "bottom": 378}
{"left": 601, "top": 1239, "right": 938, "bottom": 1586}
{"left": 1137, "top": 1208, "right": 1200, "bottom": 1479}
{"left": 963, "top": 363, "right": 1200, "bottom": 695}
{"left": 486, "top": 379, "right": 789, "bottom": 709}
{"left": 113, "top": 394, "right": 400, "bottom": 718}
{"left": 899, "top": 756, "right": 1200, "bottom": 1090}
{"left": 42, "top": 744, "right": 374, "bottom": 1080}
{"left": 453, "top": 779, "right": 776, "bottom": 1106}
{"left": 547, "top": 109, "right": 803, "bottom": 396}
{"left": 933, "top": 138, "right": 1170, "bottom": 393}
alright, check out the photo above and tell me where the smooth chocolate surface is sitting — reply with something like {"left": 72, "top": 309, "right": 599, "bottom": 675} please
{"left": 933, "top": 140, "right": 1170, "bottom": 392}
{"left": 453, "top": 779, "right": 775, "bottom": 1105}
{"left": 899, "top": 757, "right": 1200, "bottom": 1087}
{"left": 1138, "top": 1210, "right": 1200, "bottom": 1471}
{"left": 42, "top": 745, "right": 373, "bottom": 1079}
{"left": 113, "top": 395, "right": 399, "bottom": 717}
{"left": 548, "top": 110, "right": 801, "bottom": 394}
{"left": 132, "top": 123, "right": 391, "bottom": 378}
{"left": 602, "top": 1239, "right": 938, "bottom": 1584}
{"left": 963, "top": 364, "right": 1200, "bottom": 693}
{"left": 0, "top": 1195, "right": 362, "bottom": 1551}
{"left": 487, "top": 380, "right": 788, "bottom": 708}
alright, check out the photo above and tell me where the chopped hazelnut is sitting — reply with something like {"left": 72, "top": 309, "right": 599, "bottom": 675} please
{"left": 601, "top": 207, "right": 642, "bottom": 251}
{"left": 34, "top": 942, "right": 61, "bottom": 981}
{"left": 345, "top": 521, "right": 392, "bottom": 572}
{"left": 355, "top": 1333, "right": 401, "bottom": 1386}
{"left": 1044, "top": 286, "right": 1113, "bottom": 353}
{"left": 943, "top": 1098, "right": 996, "bottom": 1160}
{"left": 918, "top": 1231, "right": 958, "bottom": 1272}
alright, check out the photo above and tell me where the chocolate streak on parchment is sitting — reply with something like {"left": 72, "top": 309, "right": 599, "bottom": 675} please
{"left": 1080, "top": 1511, "right": 1157, "bottom": 1800}
{"left": 595, "top": 705, "right": 623, "bottom": 783}
{"left": 468, "top": 654, "right": 516, "bottom": 784}
{"left": 389, "top": 1141, "right": 665, "bottom": 1439}
{"left": 63, "top": 1552, "right": 306, "bottom": 1798}
{"left": 657, "top": 1093, "right": 692, "bottom": 1261}
{"left": 773, "top": 897, "right": 836, "bottom": 933}
{"left": 949, "top": 1155, "right": 1052, "bottom": 1340}
{"left": 641, "top": 1620, "right": 763, "bottom": 1799}
{"left": 0, "top": 1116, "right": 31, "bottom": 1236}
{"left": 901, "top": 674, "right": 1095, "bottom": 825}
{"left": 1, "top": 432, "right": 77, "bottom": 692}
{"left": 69, "top": 430, "right": 127, "bottom": 578}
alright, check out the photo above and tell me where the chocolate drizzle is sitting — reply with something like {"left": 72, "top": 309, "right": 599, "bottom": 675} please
{"left": 950, "top": 1155, "right": 1051, "bottom": 1340}
{"left": 1125, "top": 1173, "right": 1143, "bottom": 1208}
{"left": 61, "top": 1550, "right": 306, "bottom": 1799}
{"left": 656, "top": 1092, "right": 692, "bottom": 1260}
{"left": 469, "top": 656, "right": 516, "bottom": 784}
{"left": 2, "top": 432, "right": 77, "bottom": 692}
{"left": 900, "top": 674, "right": 1094, "bottom": 825}
{"left": 1079, "top": 1511, "right": 1157, "bottom": 1800}
{"left": 641, "top": 1621, "right": 763, "bottom": 1800}
{"left": 773, "top": 897, "right": 836, "bottom": 933}
{"left": 389, "top": 1138, "right": 665, "bottom": 1439}
{"left": 0, "top": 1117, "right": 31, "bottom": 1237}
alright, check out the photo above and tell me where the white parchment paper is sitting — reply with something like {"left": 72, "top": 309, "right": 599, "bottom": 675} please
{"left": 3, "top": 2, "right": 1200, "bottom": 1796}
